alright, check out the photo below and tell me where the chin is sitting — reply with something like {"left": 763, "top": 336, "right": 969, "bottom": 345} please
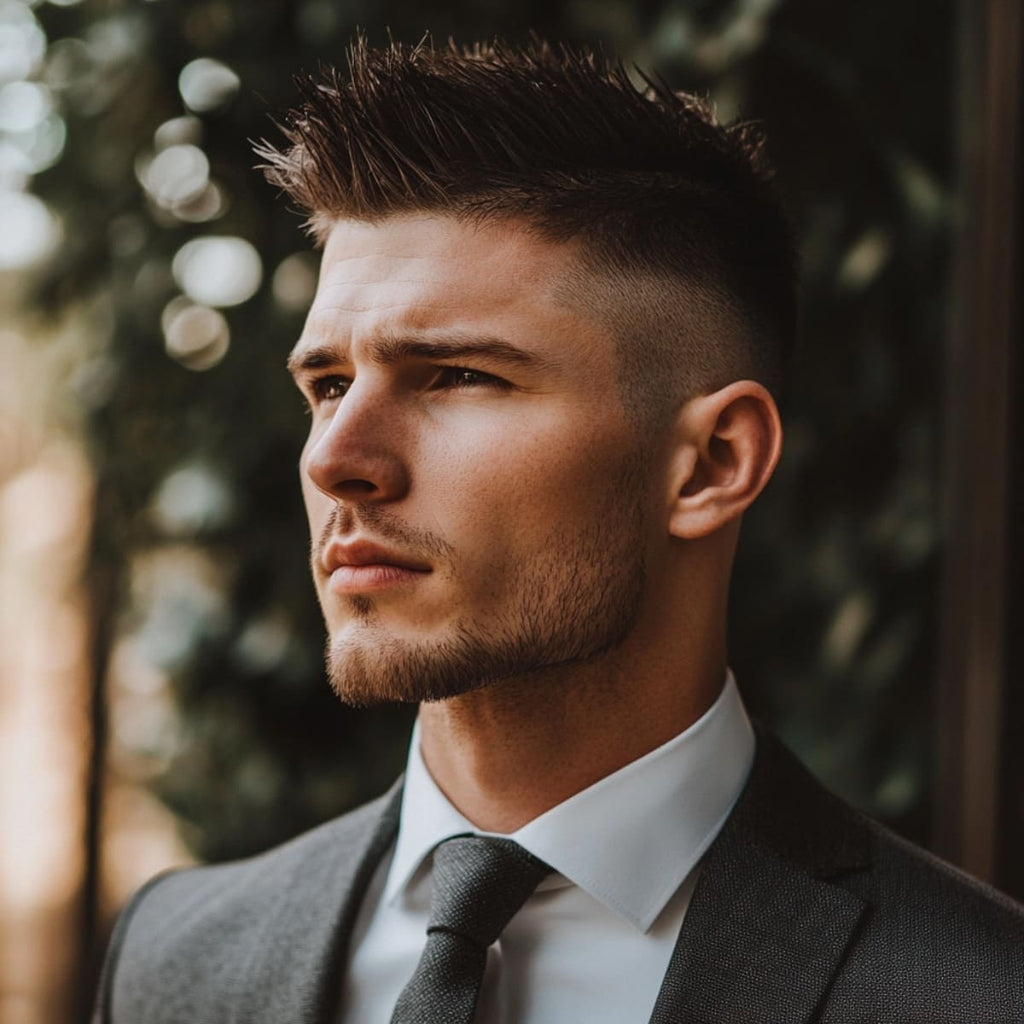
{"left": 323, "top": 598, "right": 641, "bottom": 709}
{"left": 324, "top": 633, "right": 495, "bottom": 707}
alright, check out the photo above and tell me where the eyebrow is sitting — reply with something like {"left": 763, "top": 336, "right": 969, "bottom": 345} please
{"left": 286, "top": 332, "right": 546, "bottom": 378}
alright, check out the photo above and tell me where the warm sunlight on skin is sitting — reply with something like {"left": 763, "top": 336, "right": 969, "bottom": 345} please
{"left": 289, "top": 213, "right": 782, "bottom": 831}
{"left": 290, "top": 215, "right": 644, "bottom": 662}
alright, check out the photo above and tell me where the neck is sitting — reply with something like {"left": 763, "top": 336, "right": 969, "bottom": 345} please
{"left": 417, "top": 612, "right": 727, "bottom": 834}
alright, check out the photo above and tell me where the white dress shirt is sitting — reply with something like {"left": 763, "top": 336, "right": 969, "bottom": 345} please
{"left": 337, "top": 672, "right": 755, "bottom": 1024}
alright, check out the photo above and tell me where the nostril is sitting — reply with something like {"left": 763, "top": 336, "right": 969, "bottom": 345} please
{"left": 303, "top": 434, "right": 410, "bottom": 502}
{"left": 339, "top": 479, "right": 377, "bottom": 495}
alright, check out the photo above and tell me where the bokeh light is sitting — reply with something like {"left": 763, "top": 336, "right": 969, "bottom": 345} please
{"left": 161, "top": 299, "right": 231, "bottom": 371}
{"left": 131, "top": 547, "right": 231, "bottom": 672}
{"left": 178, "top": 57, "right": 239, "bottom": 113}
{"left": 272, "top": 252, "right": 319, "bottom": 313}
{"left": 173, "top": 181, "right": 225, "bottom": 223}
{"left": 153, "top": 114, "right": 202, "bottom": 151}
{"left": 0, "top": 80, "right": 66, "bottom": 175}
{"left": 0, "top": 2, "right": 47, "bottom": 85}
{"left": 138, "top": 143, "right": 209, "bottom": 208}
{"left": 151, "top": 461, "right": 234, "bottom": 536}
{"left": 0, "top": 80, "right": 52, "bottom": 133}
{"left": 0, "top": 188, "right": 61, "bottom": 269}
{"left": 171, "top": 235, "right": 262, "bottom": 307}
{"left": 42, "top": 35, "right": 90, "bottom": 85}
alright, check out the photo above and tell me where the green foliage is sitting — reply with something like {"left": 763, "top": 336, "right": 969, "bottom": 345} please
{"left": 19, "top": 0, "right": 950, "bottom": 859}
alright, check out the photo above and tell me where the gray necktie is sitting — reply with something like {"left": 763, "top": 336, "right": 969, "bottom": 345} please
{"left": 390, "top": 835, "right": 550, "bottom": 1024}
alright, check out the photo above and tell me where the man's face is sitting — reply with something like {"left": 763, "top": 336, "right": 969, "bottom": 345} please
{"left": 289, "top": 214, "right": 656, "bottom": 705}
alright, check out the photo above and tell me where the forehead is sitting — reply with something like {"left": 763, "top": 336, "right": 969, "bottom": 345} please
{"left": 295, "top": 214, "right": 614, "bottom": 366}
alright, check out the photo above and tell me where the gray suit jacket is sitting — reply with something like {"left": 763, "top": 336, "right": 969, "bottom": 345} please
{"left": 94, "top": 730, "right": 1024, "bottom": 1022}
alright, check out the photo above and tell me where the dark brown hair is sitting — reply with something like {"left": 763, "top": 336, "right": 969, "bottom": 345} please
{"left": 257, "top": 38, "right": 797, "bottom": 420}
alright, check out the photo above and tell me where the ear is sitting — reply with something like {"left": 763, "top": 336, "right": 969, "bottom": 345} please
{"left": 666, "top": 380, "right": 783, "bottom": 540}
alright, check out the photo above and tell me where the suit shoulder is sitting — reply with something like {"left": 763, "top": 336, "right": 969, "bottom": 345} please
{"left": 743, "top": 731, "right": 1024, "bottom": 1019}
{"left": 859, "top": 816, "right": 1024, "bottom": 944}
{"left": 97, "top": 785, "right": 400, "bottom": 1023}
{"left": 752, "top": 728, "right": 1024, "bottom": 942}
{"left": 124, "top": 783, "right": 399, "bottom": 930}
{"left": 821, "top": 809, "right": 1024, "bottom": 1021}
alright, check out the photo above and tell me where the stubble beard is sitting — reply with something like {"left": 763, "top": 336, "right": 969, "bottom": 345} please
{"left": 320, "top": 453, "right": 650, "bottom": 707}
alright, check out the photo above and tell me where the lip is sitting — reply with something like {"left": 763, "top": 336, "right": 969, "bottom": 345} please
{"left": 321, "top": 538, "right": 431, "bottom": 594}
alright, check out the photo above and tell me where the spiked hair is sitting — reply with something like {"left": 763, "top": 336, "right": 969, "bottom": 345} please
{"left": 257, "top": 38, "right": 797, "bottom": 418}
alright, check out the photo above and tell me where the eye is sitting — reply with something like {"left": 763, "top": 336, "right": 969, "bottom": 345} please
{"left": 309, "top": 376, "right": 350, "bottom": 404}
{"left": 431, "top": 366, "right": 509, "bottom": 390}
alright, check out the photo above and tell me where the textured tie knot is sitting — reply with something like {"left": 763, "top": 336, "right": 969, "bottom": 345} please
{"left": 427, "top": 835, "right": 551, "bottom": 948}
{"left": 390, "top": 835, "right": 550, "bottom": 1023}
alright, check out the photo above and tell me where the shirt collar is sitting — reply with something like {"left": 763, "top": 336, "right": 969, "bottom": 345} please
{"left": 383, "top": 670, "right": 754, "bottom": 933}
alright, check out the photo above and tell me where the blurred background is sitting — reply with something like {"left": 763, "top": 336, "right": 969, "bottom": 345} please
{"left": 0, "top": 0, "right": 1021, "bottom": 1020}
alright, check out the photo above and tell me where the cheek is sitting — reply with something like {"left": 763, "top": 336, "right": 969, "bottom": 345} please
{"left": 424, "top": 415, "right": 629, "bottom": 539}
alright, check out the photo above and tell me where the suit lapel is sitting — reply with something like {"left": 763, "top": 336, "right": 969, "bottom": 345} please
{"left": 649, "top": 731, "right": 870, "bottom": 1024}
{"left": 230, "top": 731, "right": 869, "bottom": 1023}
{"left": 239, "top": 779, "right": 403, "bottom": 1024}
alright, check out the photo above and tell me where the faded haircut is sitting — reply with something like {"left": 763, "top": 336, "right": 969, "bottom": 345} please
{"left": 257, "top": 38, "right": 798, "bottom": 423}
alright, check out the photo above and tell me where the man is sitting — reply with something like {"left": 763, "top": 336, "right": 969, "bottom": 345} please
{"left": 94, "top": 39, "right": 1024, "bottom": 1023}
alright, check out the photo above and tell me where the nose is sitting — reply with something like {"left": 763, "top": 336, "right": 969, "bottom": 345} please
{"left": 302, "top": 381, "right": 410, "bottom": 504}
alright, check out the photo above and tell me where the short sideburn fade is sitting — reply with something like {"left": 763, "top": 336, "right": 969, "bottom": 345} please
{"left": 256, "top": 37, "right": 798, "bottom": 421}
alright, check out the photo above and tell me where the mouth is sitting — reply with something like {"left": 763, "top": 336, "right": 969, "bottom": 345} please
{"left": 320, "top": 538, "right": 432, "bottom": 595}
